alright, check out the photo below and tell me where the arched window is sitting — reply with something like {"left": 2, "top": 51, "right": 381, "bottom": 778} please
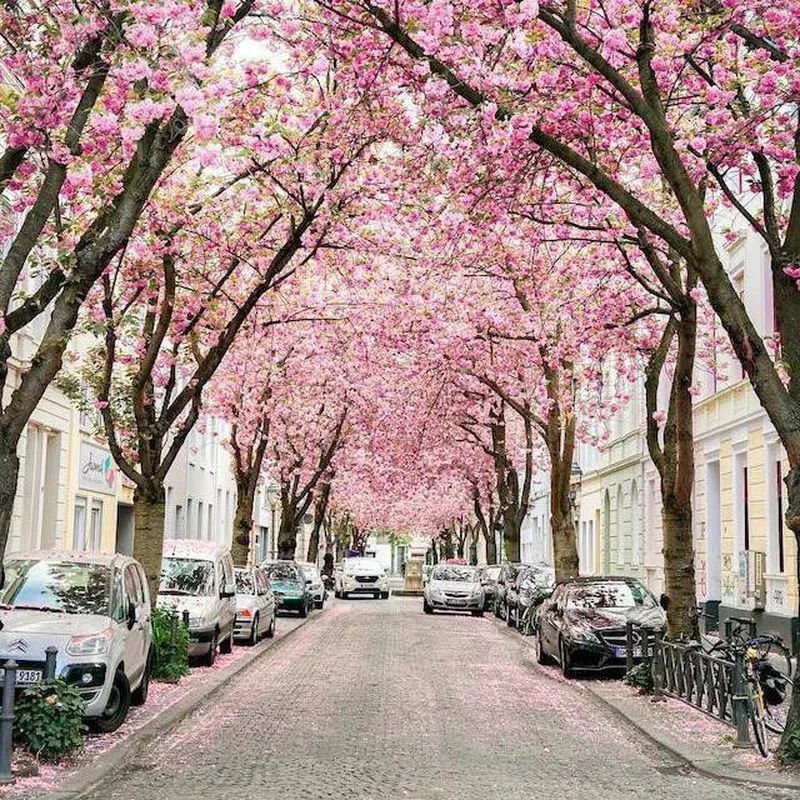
{"left": 603, "top": 490, "right": 611, "bottom": 574}
{"left": 631, "top": 481, "right": 640, "bottom": 566}
{"left": 617, "top": 485, "right": 625, "bottom": 566}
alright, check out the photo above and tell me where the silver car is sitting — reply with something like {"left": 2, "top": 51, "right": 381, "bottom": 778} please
{"left": 0, "top": 551, "right": 153, "bottom": 733}
{"left": 298, "top": 562, "right": 326, "bottom": 609}
{"left": 423, "top": 565, "right": 484, "bottom": 616}
{"left": 234, "top": 567, "right": 276, "bottom": 645}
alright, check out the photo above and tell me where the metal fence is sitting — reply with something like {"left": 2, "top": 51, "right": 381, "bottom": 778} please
{"left": 626, "top": 624, "right": 751, "bottom": 746}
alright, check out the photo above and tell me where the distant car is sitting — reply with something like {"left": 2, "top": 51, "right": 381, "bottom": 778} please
{"left": 298, "top": 562, "right": 326, "bottom": 609}
{"left": 262, "top": 561, "right": 312, "bottom": 616}
{"left": 0, "top": 550, "right": 153, "bottom": 733}
{"left": 335, "top": 557, "right": 390, "bottom": 599}
{"left": 534, "top": 576, "right": 667, "bottom": 678}
{"left": 422, "top": 565, "right": 434, "bottom": 586}
{"left": 423, "top": 564, "right": 484, "bottom": 616}
{"left": 478, "top": 565, "right": 501, "bottom": 610}
{"left": 494, "top": 563, "right": 526, "bottom": 621}
{"left": 158, "top": 540, "right": 237, "bottom": 667}
{"left": 507, "top": 565, "right": 555, "bottom": 629}
{"left": 234, "top": 567, "right": 277, "bottom": 645}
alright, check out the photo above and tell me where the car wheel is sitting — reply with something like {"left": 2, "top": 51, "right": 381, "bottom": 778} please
{"left": 471, "top": 609, "right": 484, "bottom": 617}
{"left": 131, "top": 650, "right": 152, "bottom": 706}
{"left": 334, "top": 587, "right": 340, "bottom": 598}
{"left": 381, "top": 591, "right": 390, "bottom": 599}
{"left": 220, "top": 630, "right": 233, "bottom": 654}
{"left": 248, "top": 615, "right": 259, "bottom": 646}
{"left": 559, "top": 638, "right": 575, "bottom": 679}
{"left": 341, "top": 591, "right": 349, "bottom": 600}
{"left": 299, "top": 602, "right": 308, "bottom": 618}
{"left": 506, "top": 604, "right": 515, "bottom": 628}
{"left": 90, "top": 669, "right": 131, "bottom": 733}
{"left": 204, "top": 630, "right": 219, "bottom": 667}
{"left": 534, "top": 632, "right": 548, "bottom": 665}
{"left": 374, "top": 592, "right": 380, "bottom": 599}
{"left": 265, "top": 611, "right": 276, "bottom": 638}
{"left": 423, "top": 599, "right": 434, "bottom": 614}
{"left": 315, "top": 599, "right": 324, "bottom": 609}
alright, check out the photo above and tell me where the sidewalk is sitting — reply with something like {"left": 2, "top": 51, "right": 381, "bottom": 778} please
{"left": 586, "top": 673, "right": 800, "bottom": 789}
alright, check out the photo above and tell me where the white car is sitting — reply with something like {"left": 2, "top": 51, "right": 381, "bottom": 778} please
{"left": 298, "top": 562, "right": 326, "bottom": 609}
{"left": 158, "top": 540, "right": 237, "bottom": 666}
{"left": 335, "top": 557, "right": 390, "bottom": 600}
{"left": 233, "top": 566, "right": 276, "bottom": 645}
{"left": 423, "top": 565, "right": 484, "bottom": 616}
{"left": 0, "top": 551, "right": 153, "bottom": 732}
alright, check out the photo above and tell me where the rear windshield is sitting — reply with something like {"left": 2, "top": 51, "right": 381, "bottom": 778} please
{"left": 235, "top": 570, "right": 255, "bottom": 594}
{"left": 265, "top": 563, "right": 300, "bottom": 582}
{"left": 161, "top": 558, "right": 215, "bottom": 597}
{"left": 432, "top": 566, "right": 477, "bottom": 582}
{"left": 1, "top": 560, "right": 110, "bottom": 615}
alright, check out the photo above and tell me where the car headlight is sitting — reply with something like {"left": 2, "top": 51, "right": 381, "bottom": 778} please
{"left": 66, "top": 629, "right": 113, "bottom": 656}
{"left": 571, "top": 629, "right": 600, "bottom": 644}
{"left": 431, "top": 588, "right": 444, "bottom": 598}
{"left": 188, "top": 615, "right": 207, "bottom": 627}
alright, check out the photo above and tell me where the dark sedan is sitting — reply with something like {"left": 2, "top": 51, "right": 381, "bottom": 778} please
{"left": 534, "top": 576, "right": 667, "bottom": 677}
{"left": 507, "top": 565, "right": 555, "bottom": 630}
{"left": 493, "top": 563, "right": 526, "bottom": 621}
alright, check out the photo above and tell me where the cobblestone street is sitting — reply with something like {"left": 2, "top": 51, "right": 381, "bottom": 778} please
{"left": 85, "top": 598, "right": 797, "bottom": 800}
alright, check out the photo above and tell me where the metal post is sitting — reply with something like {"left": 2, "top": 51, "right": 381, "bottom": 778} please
{"left": 626, "top": 621, "right": 634, "bottom": 673}
{"left": 0, "top": 661, "right": 18, "bottom": 784}
{"left": 731, "top": 650, "right": 751, "bottom": 747}
{"left": 170, "top": 613, "right": 178, "bottom": 646}
{"left": 44, "top": 646, "right": 57, "bottom": 680}
{"left": 182, "top": 609, "right": 190, "bottom": 629}
{"left": 652, "top": 630, "right": 663, "bottom": 698}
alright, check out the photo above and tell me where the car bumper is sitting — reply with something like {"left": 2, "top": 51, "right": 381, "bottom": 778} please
{"left": 341, "top": 583, "right": 387, "bottom": 595}
{"left": 565, "top": 642, "right": 652, "bottom": 671}
{"left": 187, "top": 624, "right": 216, "bottom": 657}
{"left": 276, "top": 596, "right": 306, "bottom": 610}
{"left": 309, "top": 586, "right": 325, "bottom": 602}
{"left": 428, "top": 596, "right": 483, "bottom": 610}
{"left": 234, "top": 616, "right": 255, "bottom": 638}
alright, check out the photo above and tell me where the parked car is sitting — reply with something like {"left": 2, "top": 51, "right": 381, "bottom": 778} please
{"left": 0, "top": 550, "right": 153, "bottom": 733}
{"left": 507, "top": 565, "right": 555, "bottom": 629}
{"left": 262, "top": 561, "right": 312, "bottom": 616}
{"left": 233, "top": 566, "right": 277, "bottom": 645}
{"left": 422, "top": 565, "right": 434, "bottom": 586}
{"left": 494, "top": 563, "right": 525, "bottom": 620}
{"left": 335, "top": 557, "right": 390, "bottom": 599}
{"left": 534, "top": 576, "right": 667, "bottom": 677}
{"left": 158, "top": 539, "right": 236, "bottom": 667}
{"left": 298, "top": 562, "right": 326, "bottom": 609}
{"left": 423, "top": 564, "right": 484, "bottom": 616}
{"left": 478, "top": 565, "right": 501, "bottom": 611}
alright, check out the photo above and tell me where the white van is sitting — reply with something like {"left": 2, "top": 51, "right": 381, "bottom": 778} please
{"left": 157, "top": 540, "right": 236, "bottom": 666}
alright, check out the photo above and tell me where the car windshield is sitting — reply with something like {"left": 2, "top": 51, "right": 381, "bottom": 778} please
{"left": 235, "top": 570, "right": 255, "bottom": 594}
{"left": 265, "top": 563, "right": 300, "bottom": 582}
{"left": 301, "top": 565, "right": 320, "bottom": 581}
{"left": 566, "top": 582, "right": 655, "bottom": 610}
{"left": 344, "top": 559, "right": 383, "bottom": 574}
{"left": 0, "top": 560, "right": 110, "bottom": 615}
{"left": 160, "top": 558, "right": 215, "bottom": 597}
{"left": 432, "top": 566, "right": 476, "bottom": 582}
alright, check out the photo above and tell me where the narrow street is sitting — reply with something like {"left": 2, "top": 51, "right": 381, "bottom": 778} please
{"left": 83, "top": 598, "right": 794, "bottom": 800}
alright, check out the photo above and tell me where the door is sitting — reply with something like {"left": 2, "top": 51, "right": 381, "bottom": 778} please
{"left": 255, "top": 569, "right": 272, "bottom": 634}
{"left": 540, "top": 585, "right": 564, "bottom": 655}
{"left": 123, "top": 565, "right": 146, "bottom": 684}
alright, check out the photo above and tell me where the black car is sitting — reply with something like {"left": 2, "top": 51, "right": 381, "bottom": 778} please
{"left": 534, "top": 576, "right": 667, "bottom": 677}
{"left": 507, "top": 565, "right": 555, "bottom": 630}
{"left": 493, "top": 563, "right": 526, "bottom": 621}
{"left": 478, "top": 565, "right": 501, "bottom": 610}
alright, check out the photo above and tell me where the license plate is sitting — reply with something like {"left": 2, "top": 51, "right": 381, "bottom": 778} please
{"left": 447, "top": 599, "right": 467, "bottom": 606}
{"left": 614, "top": 646, "right": 643, "bottom": 658}
{"left": 0, "top": 669, "right": 42, "bottom": 685}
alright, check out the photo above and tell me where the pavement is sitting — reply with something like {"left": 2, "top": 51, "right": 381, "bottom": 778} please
{"left": 57, "top": 596, "right": 800, "bottom": 800}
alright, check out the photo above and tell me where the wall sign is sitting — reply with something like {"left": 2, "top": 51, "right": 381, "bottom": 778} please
{"left": 78, "top": 442, "right": 117, "bottom": 495}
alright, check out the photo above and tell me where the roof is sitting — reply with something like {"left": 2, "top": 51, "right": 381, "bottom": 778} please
{"left": 7, "top": 549, "right": 126, "bottom": 567}
{"left": 162, "top": 539, "right": 231, "bottom": 559}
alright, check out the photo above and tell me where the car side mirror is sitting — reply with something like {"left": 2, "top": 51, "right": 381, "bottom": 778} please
{"left": 126, "top": 601, "right": 136, "bottom": 630}
{"left": 221, "top": 583, "right": 236, "bottom": 599}
{"left": 305, "top": 578, "right": 313, "bottom": 585}
{"left": 659, "top": 593, "right": 670, "bottom": 611}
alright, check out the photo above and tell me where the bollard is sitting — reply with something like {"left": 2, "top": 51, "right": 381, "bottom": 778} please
{"left": 652, "top": 630, "right": 664, "bottom": 699}
{"left": 182, "top": 609, "right": 190, "bottom": 630}
{"left": 44, "top": 646, "right": 57, "bottom": 680}
{"left": 0, "top": 661, "right": 18, "bottom": 784}
{"left": 625, "top": 621, "right": 634, "bottom": 673}
{"left": 731, "top": 650, "right": 751, "bottom": 747}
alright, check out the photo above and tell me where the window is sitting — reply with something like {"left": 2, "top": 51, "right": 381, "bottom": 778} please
{"left": 90, "top": 500, "right": 103, "bottom": 550}
{"left": 743, "top": 466, "right": 750, "bottom": 551}
{"left": 187, "top": 499, "right": 193, "bottom": 539}
{"left": 175, "top": 504, "right": 184, "bottom": 539}
{"left": 73, "top": 496, "right": 87, "bottom": 550}
{"left": 111, "top": 569, "right": 125, "bottom": 622}
{"left": 198, "top": 501, "right": 204, "bottom": 539}
{"left": 124, "top": 565, "right": 138, "bottom": 605}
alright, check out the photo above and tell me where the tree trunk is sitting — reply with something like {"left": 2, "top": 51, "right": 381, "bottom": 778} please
{"left": 469, "top": 527, "right": 478, "bottom": 565}
{"left": 548, "top": 411, "right": 578, "bottom": 581}
{"left": 132, "top": 487, "right": 166, "bottom": 607}
{"left": 231, "top": 479, "right": 254, "bottom": 567}
{"left": 551, "top": 506, "right": 579, "bottom": 581}
{"left": 501, "top": 507, "right": 521, "bottom": 562}
{"left": 0, "top": 443, "right": 20, "bottom": 586}
{"left": 661, "top": 496, "right": 697, "bottom": 640}
{"left": 483, "top": 529, "right": 497, "bottom": 565}
{"left": 277, "top": 511, "right": 298, "bottom": 560}
{"left": 307, "top": 480, "right": 331, "bottom": 564}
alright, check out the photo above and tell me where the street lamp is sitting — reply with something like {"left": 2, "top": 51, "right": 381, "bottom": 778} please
{"left": 266, "top": 484, "right": 280, "bottom": 560}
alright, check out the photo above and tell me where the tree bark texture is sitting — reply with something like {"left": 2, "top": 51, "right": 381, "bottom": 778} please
{"left": 132, "top": 487, "right": 167, "bottom": 607}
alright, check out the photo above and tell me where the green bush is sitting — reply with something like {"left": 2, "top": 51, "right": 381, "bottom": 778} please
{"left": 623, "top": 662, "right": 654, "bottom": 694}
{"left": 152, "top": 607, "right": 190, "bottom": 683}
{"left": 14, "top": 679, "right": 85, "bottom": 762}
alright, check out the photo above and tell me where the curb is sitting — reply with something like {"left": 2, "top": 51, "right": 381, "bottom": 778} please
{"left": 492, "top": 617, "right": 800, "bottom": 791}
{"left": 39, "top": 611, "right": 320, "bottom": 799}
{"left": 583, "top": 682, "right": 800, "bottom": 790}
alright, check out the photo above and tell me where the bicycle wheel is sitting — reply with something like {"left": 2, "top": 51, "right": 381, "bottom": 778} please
{"left": 757, "top": 640, "right": 794, "bottom": 680}
{"left": 749, "top": 683, "right": 770, "bottom": 758}
{"left": 765, "top": 675, "right": 794, "bottom": 734}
